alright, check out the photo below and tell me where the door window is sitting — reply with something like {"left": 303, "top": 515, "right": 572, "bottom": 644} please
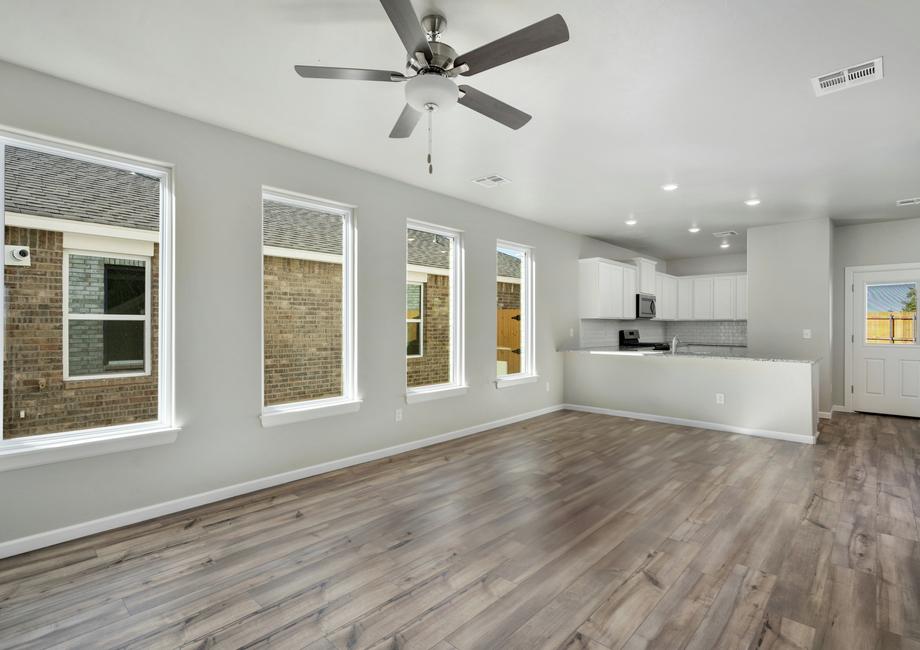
{"left": 865, "top": 282, "right": 917, "bottom": 345}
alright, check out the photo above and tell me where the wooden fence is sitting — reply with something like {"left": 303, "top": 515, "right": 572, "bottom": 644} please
{"left": 866, "top": 311, "right": 916, "bottom": 344}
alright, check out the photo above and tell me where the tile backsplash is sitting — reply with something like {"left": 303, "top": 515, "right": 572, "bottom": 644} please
{"left": 580, "top": 319, "right": 747, "bottom": 347}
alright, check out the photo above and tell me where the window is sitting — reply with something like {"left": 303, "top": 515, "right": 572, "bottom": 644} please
{"left": 866, "top": 282, "right": 917, "bottom": 345}
{"left": 496, "top": 242, "right": 535, "bottom": 383}
{"left": 406, "top": 282, "right": 424, "bottom": 357}
{"left": 64, "top": 253, "right": 150, "bottom": 379}
{"left": 0, "top": 132, "right": 174, "bottom": 464}
{"left": 261, "top": 188, "right": 357, "bottom": 424}
{"left": 406, "top": 222, "right": 465, "bottom": 398}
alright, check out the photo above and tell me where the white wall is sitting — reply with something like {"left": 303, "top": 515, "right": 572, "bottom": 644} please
{"left": 666, "top": 252, "right": 746, "bottom": 276}
{"left": 832, "top": 217, "right": 920, "bottom": 406}
{"left": 0, "top": 61, "right": 654, "bottom": 546}
{"left": 747, "top": 218, "right": 832, "bottom": 412}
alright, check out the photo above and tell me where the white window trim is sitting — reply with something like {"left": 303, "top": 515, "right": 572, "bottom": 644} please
{"left": 406, "top": 220, "right": 466, "bottom": 402}
{"left": 260, "top": 186, "right": 359, "bottom": 427}
{"left": 406, "top": 280, "right": 424, "bottom": 359}
{"left": 62, "top": 249, "right": 152, "bottom": 381}
{"left": 495, "top": 240, "right": 537, "bottom": 387}
{"left": 0, "top": 127, "right": 176, "bottom": 471}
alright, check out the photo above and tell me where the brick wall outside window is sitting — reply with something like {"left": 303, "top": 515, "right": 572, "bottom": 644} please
{"left": 497, "top": 281, "right": 521, "bottom": 310}
{"left": 263, "top": 256, "right": 343, "bottom": 406}
{"left": 2, "top": 227, "right": 159, "bottom": 439}
{"left": 407, "top": 275, "right": 450, "bottom": 388}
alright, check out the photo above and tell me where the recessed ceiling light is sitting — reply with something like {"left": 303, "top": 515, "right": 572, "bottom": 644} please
{"left": 688, "top": 226, "right": 701, "bottom": 233}
{"left": 744, "top": 198, "right": 761, "bottom": 207}
{"left": 661, "top": 183, "right": 679, "bottom": 192}
{"left": 720, "top": 241, "right": 730, "bottom": 249}
{"left": 625, "top": 217, "right": 638, "bottom": 226}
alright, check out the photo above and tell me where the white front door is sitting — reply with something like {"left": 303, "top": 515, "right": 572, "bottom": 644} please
{"left": 851, "top": 268, "right": 920, "bottom": 417}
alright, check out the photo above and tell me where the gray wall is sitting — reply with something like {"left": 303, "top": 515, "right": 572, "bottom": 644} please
{"left": 666, "top": 253, "right": 746, "bottom": 276}
{"left": 747, "top": 218, "right": 832, "bottom": 412}
{"left": 0, "top": 61, "right": 649, "bottom": 544}
{"left": 832, "top": 217, "right": 920, "bottom": 406}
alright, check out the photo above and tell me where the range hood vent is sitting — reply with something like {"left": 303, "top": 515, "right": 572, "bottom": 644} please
{"left": 472, "top": 174, "right": 511, "bottom": 188}
{"left": 712, "top": 230, "right": 738, "bottom": 238}
{"left": 812, "top": 57, "right": 884, "bottom": 97}
{"left": 896, "top": 197, "right": 920, "bottom": 207}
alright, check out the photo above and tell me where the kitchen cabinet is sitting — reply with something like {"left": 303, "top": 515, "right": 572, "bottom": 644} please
{"left": 654, "top": 273, "right": 678, "bottom": 320}
{"left": 677, "top": 278, "right": 694, "bottom": 320}
{"left": 579, "top": 258, "right": 634, "bottom": 319}
{"left": 623, "top": 265, "right": 637, "bottom": 319}
{"left": 712, "top": 276, "right": 736, "bottom": 320}
{"left": 692, "top": 277, "right": 714, "bottom": 319}
{"left": 735, "top": 274, "right": 748, "bottom": 320}
{"left": 632, "top": 257, "right": 657, "bottom": 295}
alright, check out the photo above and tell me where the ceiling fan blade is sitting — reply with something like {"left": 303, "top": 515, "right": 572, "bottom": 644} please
{"left": 455, "top": 14, "right": 569, "bottom": 76}
{"left": 294, "top": 66, "right": 406, "bottom": 82}
{"left": 379, "top": 0, "right": 432, "bottom": 60}
{"left": 389, "top": 104, "right": 422, "bottom": 138}
{"left": 458, "top": 85, "right": 532, "bottom": 130}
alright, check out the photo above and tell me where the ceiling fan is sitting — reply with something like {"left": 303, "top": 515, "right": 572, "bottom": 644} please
{"left": 294, "top": 0, "right": 569, "bottom": 171}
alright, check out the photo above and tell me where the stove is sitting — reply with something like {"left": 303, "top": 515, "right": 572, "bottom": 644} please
{"left": 618, "top": 329, "right": 671, "bottom": 351}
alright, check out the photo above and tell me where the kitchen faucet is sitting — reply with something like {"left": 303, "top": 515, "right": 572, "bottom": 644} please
{"left": 671, "top": 335, "right": 680, "bottom": 354}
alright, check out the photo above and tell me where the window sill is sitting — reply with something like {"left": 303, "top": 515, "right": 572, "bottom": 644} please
{"left": 495, "top": 374, "right": 540, "bottom": 389}
{"left": 405, "top": 385, "right": 469, "bottom": 404}
{"left": 261, "top": 398, "right": 362, "bottom": 428}
{"left": 0, "top": 423, "right": 179, "bottom": 472}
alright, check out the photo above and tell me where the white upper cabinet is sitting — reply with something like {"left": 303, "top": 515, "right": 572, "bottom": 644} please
{"left": 632, "top": 257, "right": 657, "bottom": 295}
{"left": 712, "top": 276, "right": 736, "bottom": 320}
{"left": 579, "top": 258, "right": 631, "bottom": 319}
{"left": 654, "top": 272, "right": 678, "bottom": 320}
{"left": 677, "top": 277, "right": 694, "bottom": 320}
{"left": 623, "top": 265, "right": 637, "bottom": 319}
{"left": 735, "top": 274, "right": 748, "bottom": 320}
{"left": 692, "top": 277, "right": 714, "bottom": 320}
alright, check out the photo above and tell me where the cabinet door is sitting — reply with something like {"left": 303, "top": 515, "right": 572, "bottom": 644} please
{"left": 712, "top": 276, "right": 736, "bottom": 320}
{"left": 692, "top": 277, "right": 714, "bottom": 320}
{"left": 598, "top": 262, "right": 624, "bottom": 318}
{"left": 623, "top": 266, "right": 637, "bottom": 319}
{"left": 677, "top": 278, "right": 694, "bottom": 320}
{"left": 638, "top": 259, "right": 656, "bottom": 294}
{"left": 663, "top": 275, "right": 678, "bottom": 320}
{"left": 735, "top": 274, "right": 748, "bottom": 320}
{"left": 654, "top": 275, "right": 664, "bottom": 320}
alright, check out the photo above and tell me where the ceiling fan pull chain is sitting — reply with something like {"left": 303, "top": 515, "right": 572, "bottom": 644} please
{"left": 427, "top": 108, "right": 433, "bottom": 175}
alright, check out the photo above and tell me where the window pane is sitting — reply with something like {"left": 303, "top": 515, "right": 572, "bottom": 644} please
{"left": 497, "top": 248, "right": 524, "bottom": 377}
{"left": 866, "top": 283, "right": 917, "bottom": 345}
{"left": 407, "top": 228, "right": 451, "bottom": 388}
{"left": 69, "top": 255, "right": 146, "bottom": 315}
{"left": 68, "top": 320, "right": 145, "bottom": 377}
{"left": 263, "top": 196, "right": 345, "bottom": 406}
{"left": 4, "top": 145, "right": 159, "bottom": 439}
{"left": 406, "top": 283, "right": 422, "bottom": 319}
{"left": 407, "top": 322, "right": 421, "bottom": 356}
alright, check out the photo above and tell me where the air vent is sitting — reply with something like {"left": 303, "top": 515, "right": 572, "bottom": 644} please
{"left": 472, "top": 174, "right": 511, "bottom": 188}
{"left": 896, "top": 197, "right": 920, "bottom": 207}
{"left": 712, "top": 230, "right": 738, "bottom": 238}
{"left": 812, "top": 57, "right": 884, "bottom": 97}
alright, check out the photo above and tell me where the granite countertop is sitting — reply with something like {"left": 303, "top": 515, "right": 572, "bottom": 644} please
{"left": 559, "top": 343, "right": 817, "bottom": 364}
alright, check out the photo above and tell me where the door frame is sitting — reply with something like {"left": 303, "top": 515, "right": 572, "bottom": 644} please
{"left": 844, "top": 262, "right": 920, "bottom": 412}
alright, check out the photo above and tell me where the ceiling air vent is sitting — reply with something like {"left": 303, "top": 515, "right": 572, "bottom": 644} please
{"left": 712, "top": 230, "right": 738, "bottom": 238}
{"left": 812, "top": 57, "right": 884, "bottom": 97}
{"left": 472, "top": 174, "right": 511, "bottom": 188}
{"left": 896, "top": 197, "right": 920, "bottom": 207}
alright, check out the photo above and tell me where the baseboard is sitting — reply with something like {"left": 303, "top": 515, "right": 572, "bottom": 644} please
{"left": 0, "top": 404, "right": 565, "bottom": 560}
{"left": 562, "top": 403, "right": 817, "bottom": 445}
{"left": 818, "top": 411, "right": 832, "bottom": 420}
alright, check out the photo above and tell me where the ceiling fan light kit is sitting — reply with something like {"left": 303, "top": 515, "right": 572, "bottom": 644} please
{"left": 294, "top": 0, "right": 569, "bottom": 174}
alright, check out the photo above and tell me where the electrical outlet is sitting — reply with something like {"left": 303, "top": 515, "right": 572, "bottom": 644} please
{"left": 715, "top": 393, "right": 725, "bottom": 405}
{"left": 395, "top": 408, "right": 403, "bottom": 422}
{"left": 19, "top": 410, "right": 25, "bottom": 419}
{"left": 802, "top": 329, "right": 812, "bottom": 339}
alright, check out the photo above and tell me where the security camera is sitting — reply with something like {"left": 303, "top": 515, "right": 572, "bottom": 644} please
{"left": 11, "top": 247, "right": 29, "bottom": 261}
{"left": 5, "top": 245, "right": 31, "bottom": 266}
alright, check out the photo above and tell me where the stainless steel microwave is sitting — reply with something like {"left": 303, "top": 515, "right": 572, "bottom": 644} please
{"left": 636, "top": 293, "right": 656, "bottom": 319}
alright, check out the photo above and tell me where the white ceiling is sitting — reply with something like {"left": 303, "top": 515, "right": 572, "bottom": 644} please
{"left": 1, "top": 0, "right": 919, "bottom": 259}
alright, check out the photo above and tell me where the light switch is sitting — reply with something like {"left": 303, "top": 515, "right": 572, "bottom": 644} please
{"left": 802, "top": 329, "right": 812, "bottom": 339}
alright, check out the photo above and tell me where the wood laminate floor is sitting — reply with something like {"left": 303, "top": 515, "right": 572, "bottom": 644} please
{"left": 1, "top": 410, "right": 919, "bottom": 649}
